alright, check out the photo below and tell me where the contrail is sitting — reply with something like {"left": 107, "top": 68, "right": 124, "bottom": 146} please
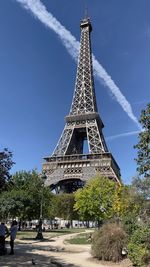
{"left": 15, "top": 0, "right": 141, "bottom": 129}
{"left": 106, "top": 130, "right": 140, "bottom": 141}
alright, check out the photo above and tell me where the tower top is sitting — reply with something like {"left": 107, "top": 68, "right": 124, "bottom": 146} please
{"left": 68, "top": 13, "right": 95, "bottom": 118}
{"left": 80, "top": 17, "right": 92, "bottom": 32}
{"left": 80, "top": 2, "right": 92, "bottom": 31}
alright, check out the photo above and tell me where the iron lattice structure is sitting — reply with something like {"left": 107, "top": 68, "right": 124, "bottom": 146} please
{"left": 43, "top": 18, "right": 121, "bottom": 193}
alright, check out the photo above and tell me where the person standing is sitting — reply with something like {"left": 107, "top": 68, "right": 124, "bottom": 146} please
{"left": 0, "top": 222, "right": 9, "bottom": 255}
{"left": 9, "top": 220, "right": 18, "bottom": 255}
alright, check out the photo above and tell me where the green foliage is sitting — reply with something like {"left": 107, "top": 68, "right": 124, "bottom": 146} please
{"left": 134, "top": 103, "right": 150, "bottom": 177}
{"left": 131, "top": 176, "right": 150, "bottom": 225}
{"left": 0, "top": 148, "right": 14, "bottom": 190}
{"left": 127, "top": 226, "right": 150, "bottom": 266}
{"left": 121, "top": 213, "right": 139, "bottom": 236}
{"left": 132, "top": 176, "right": 150, "bottom": 200}
{"left": 113, "top": 185, "right": 141, "bottom": 235}
{"left": 0, "top": 170, "right": 53, "bottom": 220}
{"left": 0, "top": 189, "right": 29, "bottom": 219}
{"left": 74, "top": 175, "right": 116, "bottom": 221}
{"left": 53, "top": 193, "right": 78, "bottom": 220}
{"left": 91, "top": 223, "right": 127, "bottom": 262}
{"left": 128, "top": 244, "right": 147, "bottom": 267}
{"left": 113, "top": 185, "right": 140, "bottom": 220}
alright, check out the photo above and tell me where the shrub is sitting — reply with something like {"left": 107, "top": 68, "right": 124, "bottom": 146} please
{"left": 91, "top": 223, "right": 127, "bottom": 262}
{"left": 121, "top": 213, "right": 139, "bottom": 235}
{"left": 127, "top": 226, "right": 150, "bottom": 266}
{"left": 142, "top": 253, "right": 150, "bottom": 266}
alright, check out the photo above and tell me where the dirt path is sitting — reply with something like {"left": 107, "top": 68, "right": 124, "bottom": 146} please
{"left": 0, "top": 231, "right": 132, "bottom": 267}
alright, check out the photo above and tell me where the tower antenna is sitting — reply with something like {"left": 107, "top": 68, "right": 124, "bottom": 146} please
{"left": 84, "top": 0, "right": 88, "bottom": 19}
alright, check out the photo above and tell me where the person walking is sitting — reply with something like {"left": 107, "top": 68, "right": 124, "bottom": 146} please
{"left": 0, "top": 222, "right": 9, "bottom": 255}
{"left": 9, "top": 220, "right": 18, "bottom": 255}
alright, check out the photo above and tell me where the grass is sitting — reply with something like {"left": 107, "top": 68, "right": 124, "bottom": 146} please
{"left": 65, "top": 232, "right": 92, "bottom": 245}
{"left": 50, "top": 228, "right": 86, "bottom": 234}
{"left": 16, "top": 231, "right": 38, "bottom": 240}
{"left": 13, "top": 228, "right": 86, "bottom": 241}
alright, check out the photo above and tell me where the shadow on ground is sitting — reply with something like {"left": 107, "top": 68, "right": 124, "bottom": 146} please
{"left": 19, "top": 238, "right": 55, "bottom": 242}
{"left": 0, "top": 243, "right": 80, "bottom": 267}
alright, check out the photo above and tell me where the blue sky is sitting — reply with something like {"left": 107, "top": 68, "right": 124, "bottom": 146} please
{"left": 0, "top": 0, "right": 150, "bottom": 184}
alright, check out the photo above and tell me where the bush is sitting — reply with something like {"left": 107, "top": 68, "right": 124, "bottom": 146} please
{"left": 121, "top": 213, "right": 139, "bottom": 235}
{"left": 91, "top": 223, "right": 127, "bottom": 262}
{"left": 142, "top": 253, "right": 150, "bottom": 266}
{"left": 127, "top": 227, "right": 150, "bottom": 266}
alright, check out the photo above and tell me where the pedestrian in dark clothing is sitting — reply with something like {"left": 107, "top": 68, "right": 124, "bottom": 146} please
{"left": 9, "top": 220, "right": 18, "bottom": 255}
{"left": 0, "top": 222, "right": 9, "bottom": 255}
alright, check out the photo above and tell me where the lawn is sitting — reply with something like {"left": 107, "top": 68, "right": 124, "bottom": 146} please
{"left": 13, "top": 228, "right": 86, "bottom": 241}
{"left": 65, "top": 232, "right": 92, "bottom": 245}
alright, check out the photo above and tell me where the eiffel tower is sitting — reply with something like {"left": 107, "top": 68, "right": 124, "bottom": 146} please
{"left": 43, "top": 17, "right": 121, "bottom": 193}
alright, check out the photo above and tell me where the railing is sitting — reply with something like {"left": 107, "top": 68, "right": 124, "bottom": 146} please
{"left": 44, "top": 153, "right": 112, "bottom": 162}
{"left": 43, "top": 153, "right": 120, "bottom": 171}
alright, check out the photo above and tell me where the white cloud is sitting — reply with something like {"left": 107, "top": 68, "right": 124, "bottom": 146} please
{"left": 106, "top": 130, "right": 140, "bottom": 141}
{"left": 16, "top": 0, "right": 141, "bottom": 129}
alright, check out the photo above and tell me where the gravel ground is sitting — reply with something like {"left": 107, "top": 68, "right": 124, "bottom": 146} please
{"left": 0, "top": 231, "right": 132, "bottom": 267}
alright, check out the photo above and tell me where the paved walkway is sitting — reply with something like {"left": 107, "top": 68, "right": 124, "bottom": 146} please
{"left": 0, "top": 232, "right": 132, "bottom": 267}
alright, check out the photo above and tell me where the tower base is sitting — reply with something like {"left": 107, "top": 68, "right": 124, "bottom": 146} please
{"left": 43, "top": 153, "right": 121, "bottom": 193}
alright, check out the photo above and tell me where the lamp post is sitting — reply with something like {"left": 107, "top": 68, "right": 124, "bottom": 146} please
{"left": 36, "top": 172, "right": 47, "bottom": 240}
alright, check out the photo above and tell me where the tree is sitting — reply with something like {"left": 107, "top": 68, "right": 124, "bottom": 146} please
{"left": 112, "top": 184, "right": 142, "bottom": 234}
{"left": 133, "top": 104, "right": 150, "bottom": 226}
{"left": 131, "top": 176, "right": 150, "bottom": 225}
{"left": 74, "top": 175, "right": 117, "bottom": 222}
{"left": 0, "top": 189, "right": 26, "bottom": 220}
{"left": 53, "top": 193, "right": 78, "bottom": 222}
{"left": 0, "top": 148, "right": 14, "bottom": 190}
{"left": 134, "top": 103, "right": 150, "bottom": 177}
{"left": 0, "top": 170, "right": 54, "bottom": 220}
{"left": 132, "top": 176, "right": 150, "bottom": 200}
{"left": 113, "top": 185, "right": 140, "bottom": 218}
